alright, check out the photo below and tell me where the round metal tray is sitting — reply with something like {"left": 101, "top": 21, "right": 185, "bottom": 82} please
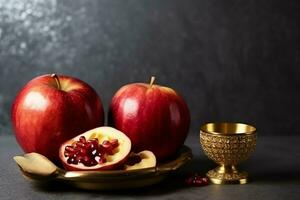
{"left": 14, "top": 146, "right": 192, "bottom": 190}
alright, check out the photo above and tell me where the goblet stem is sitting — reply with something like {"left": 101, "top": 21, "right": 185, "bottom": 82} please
{"left": 207, "top": 164, "right": 248, "bottom": 184}
{"left": 218, "top": 165, "right": 238, "bottom": 174}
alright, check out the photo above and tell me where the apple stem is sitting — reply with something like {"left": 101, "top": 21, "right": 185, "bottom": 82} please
{"left": 149, "top": 76, "right": 156, "bottom": 88}
{"left": 51, "top": 74, "right": 61, "bottom": 90}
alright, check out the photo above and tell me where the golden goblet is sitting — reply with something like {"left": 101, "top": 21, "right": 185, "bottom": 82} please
{"left": 200, "top": 122, "right": 257, "bottom": 184}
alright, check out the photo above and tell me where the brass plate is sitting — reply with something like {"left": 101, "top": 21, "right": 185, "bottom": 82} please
{"left": 14, "top": 146, "right": 192, "bottom": 190}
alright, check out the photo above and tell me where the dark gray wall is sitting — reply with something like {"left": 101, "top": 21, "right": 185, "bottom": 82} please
{"left": 0, "top": 0, "right": 299, "bottom": 135}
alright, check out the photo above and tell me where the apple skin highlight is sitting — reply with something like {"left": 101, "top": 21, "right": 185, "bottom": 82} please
{"left": 11, "top": 74, "right": 104, "bottom": 163}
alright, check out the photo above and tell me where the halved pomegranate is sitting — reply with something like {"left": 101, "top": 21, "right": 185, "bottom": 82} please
{"left": 124, "top": 150, "right": 156, "bottom": 170}
{"left": 59, "top": 126, "right": 131, "bottom": 171}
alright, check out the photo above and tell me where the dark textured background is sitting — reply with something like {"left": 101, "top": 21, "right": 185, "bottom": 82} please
{"left": 0, "top": 0, "right": 299, "bottom": 136}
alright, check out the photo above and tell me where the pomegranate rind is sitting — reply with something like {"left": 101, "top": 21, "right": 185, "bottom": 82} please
{"left": 59, "top": 126, "right": 131, "bottom": 171}
{"left": 124, "top": 150, "right": 156, "bottom": 170}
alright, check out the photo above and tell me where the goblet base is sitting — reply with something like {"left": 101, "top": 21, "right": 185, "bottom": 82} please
{"left": 207, "top": 165, "right": 248, "bottom": 184}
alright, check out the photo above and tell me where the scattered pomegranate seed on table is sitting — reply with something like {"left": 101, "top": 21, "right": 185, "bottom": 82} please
{"left": 185, "top": 173, "right": 209, "bottom": 186}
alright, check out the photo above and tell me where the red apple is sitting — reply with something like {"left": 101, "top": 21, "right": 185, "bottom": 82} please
{"left": 11, "top": 74, "right": 104, "bottom": 163}
{"left": 109, "top": 77, "right": 190, "bottom": 161}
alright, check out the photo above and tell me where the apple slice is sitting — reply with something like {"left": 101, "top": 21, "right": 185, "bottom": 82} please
{"left": 59, "top": 127, "right": 131, "bottom": 171}
{"left": 124, "top": 150, "right": 156, "bottom": 170}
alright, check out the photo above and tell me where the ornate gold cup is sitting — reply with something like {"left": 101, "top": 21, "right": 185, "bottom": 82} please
{"left": 200, "top": 122, "right": 257, "bottom": 184}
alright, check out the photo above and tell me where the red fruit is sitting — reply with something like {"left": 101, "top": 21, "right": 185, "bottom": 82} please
{"left": 11, "top": 74, "right": 104, "bottom": 163}
{"left": 109, "top": 77, "right": 190, "bottom": 160}
{"left": 59, "top": 127, "right": 131, "bottom": 171}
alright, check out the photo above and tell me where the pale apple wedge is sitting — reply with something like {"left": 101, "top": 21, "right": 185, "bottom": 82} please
{"left": 13, "top": 153, "right": 57, "bottom": 176}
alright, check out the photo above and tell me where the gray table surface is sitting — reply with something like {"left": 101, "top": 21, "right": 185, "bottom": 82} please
{"left": 1, "top": 134, "right": 299, "bottom": 200}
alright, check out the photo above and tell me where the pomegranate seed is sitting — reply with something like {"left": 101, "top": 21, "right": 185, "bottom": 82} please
{"left": 95, "top": 156, "right": 101, "bottom": 162}
{"left": 185, "top": 173, "right": 209, "bottom": 187}
{"left": 102, "top": 140, "right": 111, "bottom": 148}
{"left": 91, "top": 149, "right": 100, "bottom": 156}
{"left": 85, "top": 142, "right": 92, "bottom": 149}
{"left": 193, "top": 179, "right": 204, "bottom": 186}
{"left": 102, "top": 142, "right": 114, "bottom": 154}
{"left": 67, "top": 157, "right": 78, "bottom": 164}
{"left": 76, "top": 156, "right": 83, "bottom": 163}
{"left": 79, "top": 136, "right": 86, "bottom": 143}
{"left": 185, "top": 176, "right": 194, "bottom": 185}
{"left": 91, "top": 160, "right": 98, "bottom": 166}
{"left": 202, "top": 177, "right": 209, "bottom": 182}
{"left": 98, "top": 145, "right": 105, "bottom": 154}
{"left": 126, "top": 155, "right": 142, "bottom": 166}
{"left": 64, "top": 151, "right": 72, "bottom": 157}
{"left": 110, "top": 139, "right": 119, "bottom": 148}
{"left": 79, "top": 148, "right": 87, "bottom": 155}
{"left": 75, "top": 142, "right": 85, "bottom": 148}
{"left": 99, "top": 157, "right": 106, "bottom": 164}
{"left": 81, "top": 156, "right": 90, "bottom": 166}
{"left": 63, "top": 137, "right": 119, "bottom": 167}
{"left": 90, "top": 140, "right": 99, "bottom": 149}
{"left": 65, "top": 146, "right": 75, "bottom": 152}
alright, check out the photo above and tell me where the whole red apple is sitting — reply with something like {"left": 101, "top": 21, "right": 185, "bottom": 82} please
{"left": 11, "top": 74, "right": 104, "bottom": 163}
{"left": 109, "top": 77, "right": 190, "bottom": 161}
